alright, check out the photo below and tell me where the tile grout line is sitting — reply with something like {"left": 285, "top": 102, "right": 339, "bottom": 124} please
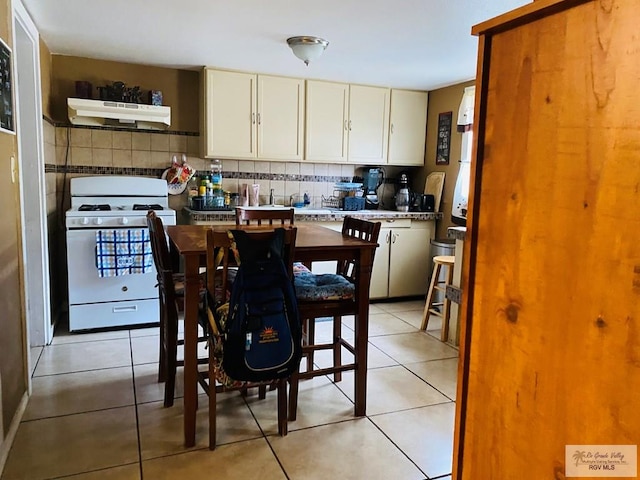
{"left": 128, "top": 330, "right": 146, "bottom": 480}
{"left": 365, "top": 415, "right": 431, "bottom": 479}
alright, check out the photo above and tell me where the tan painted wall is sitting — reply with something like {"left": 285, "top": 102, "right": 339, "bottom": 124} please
{"left": 39, "top": 38, "right": 51, "bottom": 118}
{"left": 0, "top": 0, "right": 27, "bottom": 439}
{"left": 418, "top": 80, "right": 475, "bottom": 239}
{"left": 50, "top": 56, "right": 199, "bottom": 132}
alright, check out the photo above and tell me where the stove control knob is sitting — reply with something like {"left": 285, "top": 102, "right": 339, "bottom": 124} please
{"left": 80, "top": 217, "right": 89, "bottom": 225}
{"left": 94, "top": 218, "right": 103, "bottom": 225}
{"left": 120, "top": 217, "right": 129, "bottom": 225}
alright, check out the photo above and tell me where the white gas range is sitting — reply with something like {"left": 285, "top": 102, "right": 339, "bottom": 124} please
{"left": 65, "top": 176, "right": 176, "bottom": 331}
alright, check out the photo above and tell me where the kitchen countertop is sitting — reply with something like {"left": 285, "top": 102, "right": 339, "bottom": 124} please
{"left": 184, "top": 207, "right": 442, "bottom": 223}
{"left": 447, "top": 226, "right": 467, "bottom": 241}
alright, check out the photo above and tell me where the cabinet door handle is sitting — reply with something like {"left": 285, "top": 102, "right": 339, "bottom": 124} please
{"left": 348, "top": 120, "right": 352, "bottom": 131}
{"left": 392, "top": 233, "right": 397, "bottom": 244}
{"left": 344, "top": 119, "right": 348, "bottom": 131}
{"left": 252, "top": 113, "right": 256, "bottom": 124}
{"left": 390, "top": 123, "right": 394, "bottom": 134}
{"left": 257, "top": 113, "right": 261, "bottom": 125}
{"left": 385, "top": 231, "right": 391, "bottom": 244}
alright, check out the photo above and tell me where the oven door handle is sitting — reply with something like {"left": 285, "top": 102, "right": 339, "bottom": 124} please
{"left": 112, "top": 305, "right": 138, "bottom": 313}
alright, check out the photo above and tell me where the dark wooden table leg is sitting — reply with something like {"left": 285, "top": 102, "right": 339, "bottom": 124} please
{"left": 354, "top": 247, "right": 373, "bottom": 417}
{"left": 182, "top": 254, "right": 200, "bottom": 447}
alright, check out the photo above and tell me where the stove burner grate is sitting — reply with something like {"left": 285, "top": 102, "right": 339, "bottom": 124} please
{"left": 78, "top": 204, "right": 111, "bottom": 211}
{"left": 133, "top": 204, "right": 164, "bottom": 211}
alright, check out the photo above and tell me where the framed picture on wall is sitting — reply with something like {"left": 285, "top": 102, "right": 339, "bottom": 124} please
{"left": 435, "top": 111, "right": 452, "bottom": 165}
{"left": 0, "top": 37, "right": 15, "bottom": 135}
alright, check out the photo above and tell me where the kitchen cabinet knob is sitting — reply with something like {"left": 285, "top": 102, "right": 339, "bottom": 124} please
{"left": 392, "top": 233, "right": 397, "bottom": 243}
{"left": 252, "top": 113, "right": 256, "bottom": 124}
{"left": 257, "top": 113, "right": 261, "bottom": 125}
{"left": 344, "top": 120, "right": 348, "bottom": 131}
{"left": 348, "top": 120, "right": 352, "bottom": 131}
{"left": 386, "top": 231, "right": 391, "bottom": 243}
{"left": 390, "top": 123, "right": 394, "bottom": 134}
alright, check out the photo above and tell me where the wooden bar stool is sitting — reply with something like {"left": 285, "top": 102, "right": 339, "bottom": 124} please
{"left": 420, "top": 255, "right": 455, "bottom": 341}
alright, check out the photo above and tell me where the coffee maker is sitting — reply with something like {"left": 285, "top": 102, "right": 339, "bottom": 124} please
{"left": 362, "top": 168, "right": 383, "bottom": 209}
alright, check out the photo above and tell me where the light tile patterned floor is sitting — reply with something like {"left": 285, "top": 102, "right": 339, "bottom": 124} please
{"left": 5, "top": 300, "right": 457, "bottom": 480}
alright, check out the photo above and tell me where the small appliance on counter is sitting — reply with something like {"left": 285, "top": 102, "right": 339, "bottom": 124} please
{"left": 395, "top": 173, "right": 411, "bottom": 212}
{"left": 414, "top": 194, "right": 435, "bottom": 212}
{"left": 362, "top": 168, "right": 383, "bottom": 209}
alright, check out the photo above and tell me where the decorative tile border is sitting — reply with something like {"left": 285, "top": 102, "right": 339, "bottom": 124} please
{"left": 187, "top": 208, "right": 442, "bottom": 222}
{"left": 45, "top": 163, "right": 356, "bottom": 184}
{"left": 45, "top": 164, "right": 164, "bottom": 177}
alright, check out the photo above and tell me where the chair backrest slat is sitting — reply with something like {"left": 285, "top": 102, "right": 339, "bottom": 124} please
{"left": 235, "top": 207, "right": 295, "bottom": 226}
{"left": 337, "top": 216, "right": 381, "bottom": 282}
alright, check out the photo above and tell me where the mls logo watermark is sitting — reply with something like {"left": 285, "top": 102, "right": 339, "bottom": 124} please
{"left": 566, "top": 445, "right": 637, "bottom": 477}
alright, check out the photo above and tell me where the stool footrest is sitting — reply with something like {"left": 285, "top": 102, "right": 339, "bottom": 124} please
{"left": 428, "top": 308, "right": 444, "bottom": 317}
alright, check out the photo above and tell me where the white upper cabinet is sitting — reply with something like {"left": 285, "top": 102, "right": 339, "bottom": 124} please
{"left": 304, "top": 80, "right": 349, "bottom": 163}
{"left": 305, "top": 81, "right": 390, "bottom": 164}
{"left": 202, "top": 68, "right": 426, "bottom": 165}
{"left": 257, "top": 75, "right": 305, "bottom": 160}
{"left": 347, "top": 84, "right": 390, "bottom": 164}
{"left": 201, "top": 69, "right": 256, "bottom": 159}
{"left": 201, "top": 69, "right": 304, "bottom": 160}
{"left": 387, "top": 89, "right": 428, "bottom": 166}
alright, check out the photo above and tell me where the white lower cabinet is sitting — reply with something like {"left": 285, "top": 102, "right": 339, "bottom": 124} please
{"left": 188, "top": 217, "right": 433, "bottom": 299}
{"left": 371, "top": 220, "right": 434, "bottom": 299}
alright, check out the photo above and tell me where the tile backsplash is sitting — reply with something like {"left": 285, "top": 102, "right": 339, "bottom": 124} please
{"left": 46, "top": 123, "right": 361, "bottom": 212}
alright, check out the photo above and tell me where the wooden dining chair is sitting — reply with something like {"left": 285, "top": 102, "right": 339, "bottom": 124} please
{"left": 146, "top": 211, "right": 207, "bottom": 407}
{"left": 202, "top": 226, "right": 298, "bottom": 449}
{"left": 235, "top": 207, "right": 295, "bottom": 226}
{"left": 288, "top": 216, "right": 381, "bottom": 421}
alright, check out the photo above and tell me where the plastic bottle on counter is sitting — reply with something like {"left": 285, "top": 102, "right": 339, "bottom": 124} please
{"left": 187, "top": 174, "right": 199, "bottom": 208}
{"left": 199, "top": 175, "right": 209, "bottom": 197}
{"left": 210, "top": 159, "right": 222, "bottom": 188}
{"left": 210, "top": 159, "right": 224, "bottom": 208}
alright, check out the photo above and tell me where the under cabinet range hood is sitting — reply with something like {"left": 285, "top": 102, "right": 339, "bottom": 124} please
{"left": 67, "top": 98, "right": 171, "bottom": 130}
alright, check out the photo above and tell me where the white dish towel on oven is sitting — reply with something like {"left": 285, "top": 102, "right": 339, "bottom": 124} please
{"left": 95, "top": 229, "right": 153, "bottom": 277}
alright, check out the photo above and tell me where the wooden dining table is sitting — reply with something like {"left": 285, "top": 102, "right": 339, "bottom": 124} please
{"left": 167, "top": 223, "right": 378, "bottom": 447}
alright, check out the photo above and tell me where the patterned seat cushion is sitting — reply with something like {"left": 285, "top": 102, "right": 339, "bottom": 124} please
{"left": 294, "top": 271, "right": 355, "bottom": 301}
{"left": 293, "top": 262, "right": 311, "bottom": 274}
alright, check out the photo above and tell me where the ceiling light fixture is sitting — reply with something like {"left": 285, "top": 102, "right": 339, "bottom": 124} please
{"left": 286, "top": 36, "right": 329, "bottom": 66}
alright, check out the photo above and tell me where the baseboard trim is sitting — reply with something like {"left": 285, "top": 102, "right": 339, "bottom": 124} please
{"left": 0, "top": 392, "right": 29, "bottom": 476}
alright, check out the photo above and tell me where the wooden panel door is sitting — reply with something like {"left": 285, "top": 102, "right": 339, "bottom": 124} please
{"left": 305, "top": 80, "right": 349, "bottom": 163}
{"left": 348, "top": 84, "right": 390, "bottom": 164}
{"left": 257, "top": 75, "right": 305, "bottom": 160}
{"left": 388, "top": 89, "right": 428, "bottom": 166}
{"left": 202, "top": 69, "right": 256, "bottom": 159}
{"left": 455, "top": 0, "right": 640, "bottom": 478}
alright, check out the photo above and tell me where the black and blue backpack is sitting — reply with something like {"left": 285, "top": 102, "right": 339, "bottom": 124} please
{"left": 214, "top": 228, "right": 302, "bottom": 382}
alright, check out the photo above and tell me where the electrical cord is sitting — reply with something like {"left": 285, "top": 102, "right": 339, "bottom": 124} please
{"left": 58, "top": 127, "right": 70, "bottom": 231}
